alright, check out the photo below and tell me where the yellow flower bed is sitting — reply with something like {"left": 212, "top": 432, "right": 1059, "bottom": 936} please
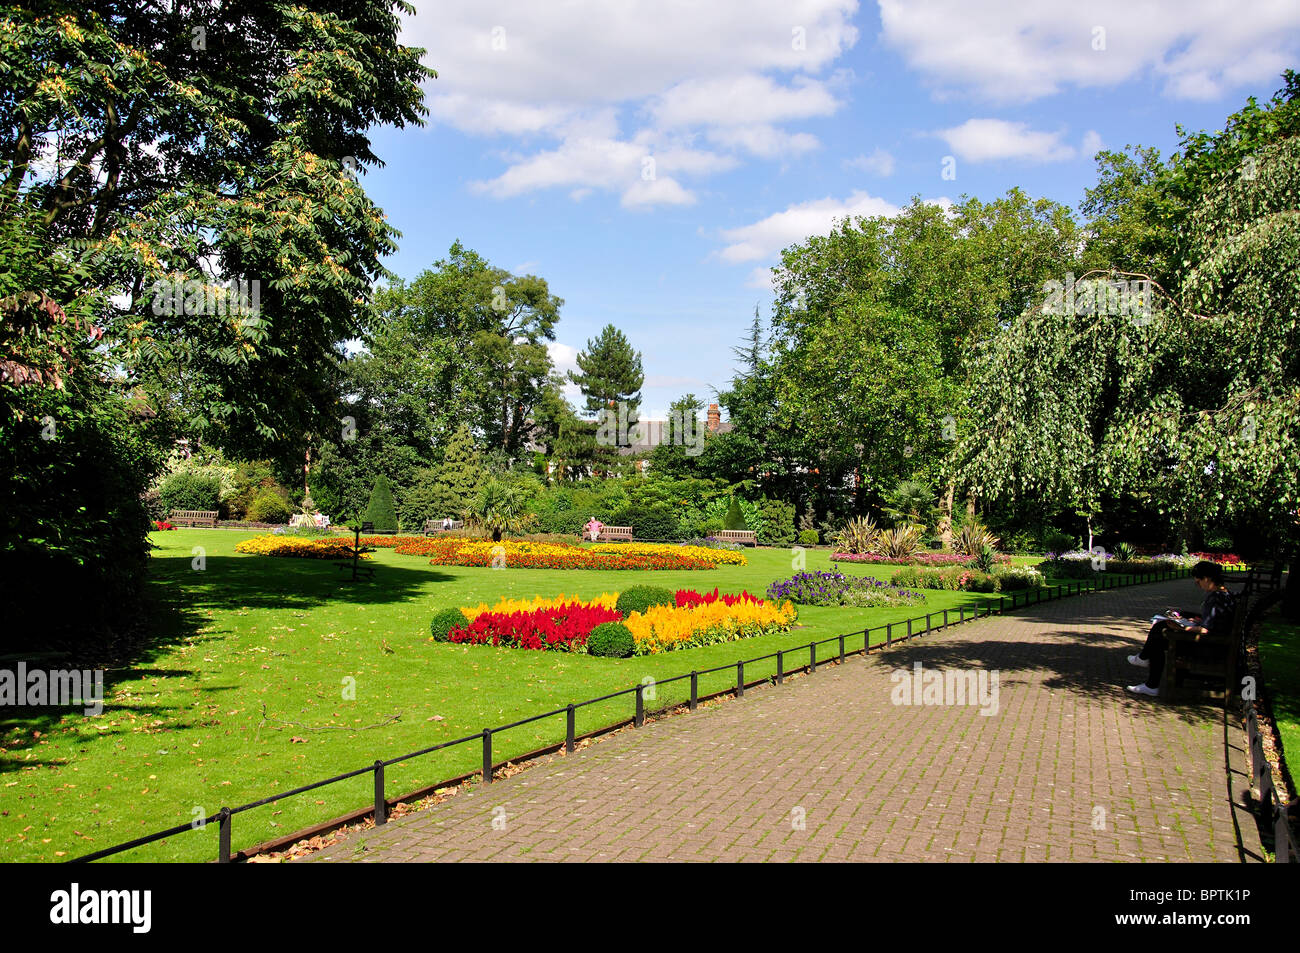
{"left": 624, "top": 598, "right": 796, "bottom": 655}
{"left": 235, "top": 535, "right": 371, "bottom": 560}
{"left": 460, "top": 592, "right": 620, "bottom": 622}
{"left": 588, "top": 542, "right": 747, "bottom": 566}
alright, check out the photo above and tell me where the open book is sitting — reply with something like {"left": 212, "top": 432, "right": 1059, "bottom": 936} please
{"left": 1150, "top": 611, "right": 1200, "bottom": 629}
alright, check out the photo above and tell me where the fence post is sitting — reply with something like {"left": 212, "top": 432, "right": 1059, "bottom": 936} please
{"left": 943, "top": 609, "right": 949, "bottom": 627}
{"left": 635, "top": 683, "right": 645, "bottom": 727}
{"left": 690, "top": 671, "right": 698, "bottom": 711}
{"left": 907, "top": 618, "right": 913, "bottom": 639}
{"left": 737, "top": 660, "right": 744, "bottom": 698}
{"left": 777, "top": 650, "right": 784, "bottom": 684}
{"left": 218, "top": 807, "right": 231, "bottom": 864}
{"left": 925, "top": 613, "right": 933, "bottom": 634}
{"left": 886, "top": 623, "right": 893, "bottom": 646}
{"left": 565, "top": 704, "right": 575, "bottom": 753}
{"left": 482, "top": 729, "right": 492, "bottom": 784}
{"left": 839, "top": 633, "right": 846, "bottom": 663}
{"left": 998, "top": 597, "right": 1005, "bottom": 613}
{"left": 374, "top": 760, "right": 386, "bottom": 825}
{"left": 810, "top": 642, "right": 817, "bottom": 673}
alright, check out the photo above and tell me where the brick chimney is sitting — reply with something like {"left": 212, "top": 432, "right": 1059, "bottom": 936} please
{"left": 707, "top": 403, "right": 721, "bottom": 432}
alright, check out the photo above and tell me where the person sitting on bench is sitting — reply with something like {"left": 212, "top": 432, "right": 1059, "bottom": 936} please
{"left": 1126, "top": 560, "right": 1236, "bottom": 696}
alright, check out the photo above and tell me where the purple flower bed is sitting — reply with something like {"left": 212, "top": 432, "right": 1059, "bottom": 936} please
{"left": 830, "top": 552, "right": 1011, "bottom": 566}
{"left": 766, "top": 570, "right": 924, "bottom": 608}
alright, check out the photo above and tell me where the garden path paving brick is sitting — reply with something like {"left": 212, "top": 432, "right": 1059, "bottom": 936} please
{"left": 302, "top": 579, "right": 1258, "bottom": 863}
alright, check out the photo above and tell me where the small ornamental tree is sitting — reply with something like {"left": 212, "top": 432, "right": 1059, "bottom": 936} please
{"left": 723, "top": 497, "right": 747, "bottom": 531}
{"left": 364, "top": 475, "right": 399, "bottom": 533}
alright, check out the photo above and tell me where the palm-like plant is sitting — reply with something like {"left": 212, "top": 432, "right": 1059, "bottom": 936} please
{"left": 874, "top": 524, "right": 923, "bottom": 559}
{"left": 469, "top": 479, "right": 534, "bottom": 542}
{"left": 954, "top": 521, "right": 1000, "bottom": 557}
{"left": 880, "top": 480, "right": 937, "bottom": 530}
{"left": 833, "top": 516, "right": 880, "bottom": 554}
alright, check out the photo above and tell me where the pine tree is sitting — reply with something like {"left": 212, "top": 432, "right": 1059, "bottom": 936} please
{"left": 569, "top": 324, "right": 644, "bottom": 432}
{"left": 437, "top": 423, "right": 483, "bottom": 510}
{"left": 731, "top": 306, "right": 764, "bottom": 376}
{"left": 363, "top": 475, "right": 400, "bottom": 533}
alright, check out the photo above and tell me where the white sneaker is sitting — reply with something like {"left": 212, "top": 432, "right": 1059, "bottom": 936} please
{"left": 1127, "top": 683, "right": 1159, "bottom": 696}
{"left": 1128, "top": 654, "right": 1150, "bottom": 668}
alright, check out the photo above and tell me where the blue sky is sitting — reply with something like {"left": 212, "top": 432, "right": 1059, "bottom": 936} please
{"left": 360, "top": 0, "right": 1300, "bottom": 419}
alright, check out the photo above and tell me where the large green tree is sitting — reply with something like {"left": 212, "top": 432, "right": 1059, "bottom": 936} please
{"left": 0, "top": 1, "right": 435, "bottom": 457}
{"left": 955, "top": 72, "right": 1300, "bottom": 554}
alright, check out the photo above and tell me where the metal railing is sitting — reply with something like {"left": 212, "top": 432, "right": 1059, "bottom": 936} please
{"left": 70, "top": 565, "right": 1206, "bottom": 863}
{"left": 1244, "top": 701, "right": 1298, "bottom": 862}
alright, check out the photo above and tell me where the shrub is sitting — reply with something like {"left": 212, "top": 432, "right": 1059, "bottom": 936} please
{"left": 1042, "top": 529, "right": 1076, "bottom": 555}
{"left": 1037, "top": 557, "right": 1096, "bottom": 578}
{"left": 890, "top": 566, "right": 999, "bottom": 592}
{"left": 158, "top": 471, "right": 222, "bottom": 512}
{"left": 797, "top": 529, "right": 819, "bottom": 546}
{"left": 587, "top": 621, "right": 634, "bottom": 658}
{"left": 364, "top": 475, "right": 400, "bottom": 533}
{"left": 757, "top": 498, "right": 797, "bottom": 546}
{"left": 616, "top": 585, "right": 676, "bottom": 617}
{"left": 430, "top": 608, "right": 466, "bottom": 642}
{"left": 247, "top": 491, "right": 293, "bottom": 524}
{"left": 1113, "top": 541, "right": 1136, "bottom": 562}
{"left": 994, "top": 564, "right": 1045, "bottom": 590}
{"left": 722, "top": 497, "right": 747, "bottom": 531}
{"left": 616, "top": 503, "right": 680, "bottom": 541}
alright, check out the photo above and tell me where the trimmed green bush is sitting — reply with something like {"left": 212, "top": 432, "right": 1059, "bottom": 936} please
{"left": 616, "top": 585, "right": 675, "bottom": 617}
{"left": 587, "top": 621, "right": 634, "bottom": 658}
{"left": 723, "top": 497, "right": 747, "bottom": 531}
{"left": 797, "top": 529, "right": 819, "bottom": 546}
{"left": 890, "top": 566, "right": 1000, "bottom": 592}
{"left": 757, "top": 497, "right": 796, "bottom": 546}
{"left": 364, "top": 475, "right": 400, "bottom": 533}
{"left": 158, "top": 471, "right": 222, "bottom": 512}
{"left": 430, "top": 608, "right": 466, "bottom": 642}
{"left": 247, "top": 491, "right": 292, "bottom": 524}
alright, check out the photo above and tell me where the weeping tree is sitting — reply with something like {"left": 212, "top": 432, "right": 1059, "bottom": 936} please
{"left": 954, "top": 73, "right": 1300, "bottom": 560}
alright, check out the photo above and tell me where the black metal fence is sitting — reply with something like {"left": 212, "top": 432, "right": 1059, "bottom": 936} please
{"left": 1244, "top": 701, "right": 1298, "bottom": 862}
{"left": 70, "top": 565, "right": 1214, "bottom": 864}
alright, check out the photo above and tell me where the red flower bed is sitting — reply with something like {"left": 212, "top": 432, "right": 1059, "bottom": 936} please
{"left": 1191, "top": 551, "right": 1243, "bottom": 566}
{"left": 674, "top": 588, "right": 761, "bottom": 608}
{"left": 448, "top": 602, "right": 624, "bottom": 651}
{"left": 153, "top": 520, "right": 175, "bottom": 531}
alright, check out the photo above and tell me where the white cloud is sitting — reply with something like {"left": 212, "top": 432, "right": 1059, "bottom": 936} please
{"left": 877, "top": 0, "right": 1300, "bottom": 103}
{"left": 1081, "top": 129, "right": 1104, "bottom": 158}
{"left": 716, "top": 190, "right": 902, "bottom": 263}
{"left": 404, "top": 1, "right": 860, "bottom": 205}
{"left": 934, "top": 119, "right": 1075, "bottom": 163}
{"left": 844, "top": 147, "right": 895, "bottom": 176}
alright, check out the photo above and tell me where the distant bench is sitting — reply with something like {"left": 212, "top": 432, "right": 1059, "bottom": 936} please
{"left": 423, "top": 520, "right": 464, "bottom": 535}
{"left": 170, "top": 509, "right": 218, "bottom": 528}
{"left": 580, "top": 525, "right": 633, "bottom": 542}
{"left": 715, "top": 530, "right": 757, "bottom": 546}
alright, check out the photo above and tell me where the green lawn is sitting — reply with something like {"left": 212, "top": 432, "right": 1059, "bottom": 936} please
{"left": 0, "top": 530, "right": 1072, "bottom": 863}
{"left": 1257, "top": 609, "right": 1300, "bottom": 793}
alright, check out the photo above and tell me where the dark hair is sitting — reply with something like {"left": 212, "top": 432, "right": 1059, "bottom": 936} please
{"left": 1190, "top": 560, "right": 1225, "bottom": 585}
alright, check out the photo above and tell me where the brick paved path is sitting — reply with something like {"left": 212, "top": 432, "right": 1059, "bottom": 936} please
{"left": 303, "top": 580, "right": 1257, "bottom": 863}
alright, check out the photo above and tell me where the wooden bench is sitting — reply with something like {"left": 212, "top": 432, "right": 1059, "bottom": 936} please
{"left": 579, "top": 526, "right": 633, "bottom": 542}
{"left": 170, "top": 509, "right": 218, "bottom": 528}
{"left": 1160, "top": 592, "right": 1251, "bottom": 702}
{"left": 715, "top": 529, "right": 757, "bottom": 546}
{"left": 422, "top": 519, "right": 464, "bottom": 535}
{"left": 1243, "top": 561, "right": 1284, "bottom": 594}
